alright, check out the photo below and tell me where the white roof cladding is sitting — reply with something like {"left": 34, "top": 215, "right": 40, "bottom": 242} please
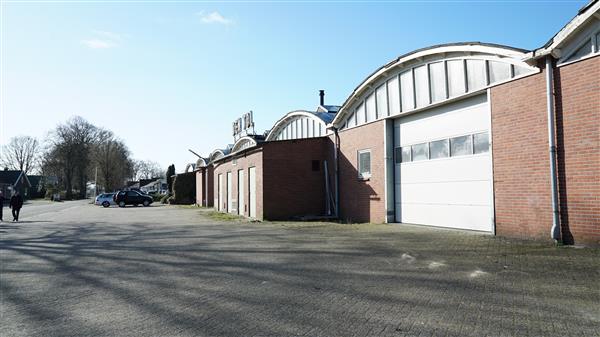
{"left": 196, "top": 157, "right": 208, "bottom": 168}
{"left": 231, "top": 136, "right": 260, "bottom": 153}
{"left": 208, "top": 147, "right": 231, "bottom": 162}
{"left": 331, "top": 42, "right": 539, "bottom": 128}
{"left": 525, "top": 0, "right": 600, "bottom": 61}
{"left": 265, "top": 109, "right": 334, "bottom": 141}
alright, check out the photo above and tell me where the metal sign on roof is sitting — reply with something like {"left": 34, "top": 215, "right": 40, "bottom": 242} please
{"left": 233, "top": 111, "right": 255, "bottom": 140}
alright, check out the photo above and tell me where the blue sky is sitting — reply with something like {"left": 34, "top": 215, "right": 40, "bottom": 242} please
{"left": 1, "top": 1, "right": 587, "bottom": 172}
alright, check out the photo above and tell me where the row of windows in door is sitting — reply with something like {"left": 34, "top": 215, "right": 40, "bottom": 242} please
{"left": 396, "top": 131, "right": 490, "bottom": 163}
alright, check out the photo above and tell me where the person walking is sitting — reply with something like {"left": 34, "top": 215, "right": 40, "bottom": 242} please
{"left": 0, "top": 191, "right": 4, "bottom": 222}
{"left": 9, "top": 191, "right": 23, "bottom": 222}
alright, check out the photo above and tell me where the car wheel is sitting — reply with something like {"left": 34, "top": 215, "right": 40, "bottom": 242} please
{"left": 143, "top": 200, "right": 150, "bottom": 207}
{"left": 119, "top": 201, "right": 126, "bottom": 208}
{"left": 102, "top": 201, "right": 110, "bottom": 208}
{"left": 133, "top": 204, "right": 138, "bottom": 207}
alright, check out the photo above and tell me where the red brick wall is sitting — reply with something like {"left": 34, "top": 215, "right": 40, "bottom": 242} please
{"left": 491, "top": 56, "right": 599, "bottom": 245}
{"left": 213, "top": 149, "right": 264, "bottom": 220}
{"left": 195, "top": 169, "right": 204, "bottom": 205}
{"left": 491, "top": 70, "right": 553, "bottom": 240}
{"left": 334, "top": 120, "right": 386, "bottom": 223}
{"left": 262, "top": 137, "right": 332, "bottom": 220}
{"left": 195, "top": 166, "right": 214, "bottom": 207}
{"left": 554, "top": 56, "right": 600, "bottom": 245}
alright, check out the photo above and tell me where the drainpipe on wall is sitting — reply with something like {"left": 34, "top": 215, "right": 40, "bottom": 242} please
{"left": 545, "top": 56, "right": 561, "bottom": 242}
{"left": 333, "top": 127, "right": 340, "bottom": 218}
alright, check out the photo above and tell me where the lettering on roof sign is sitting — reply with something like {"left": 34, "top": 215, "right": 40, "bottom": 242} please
{"left": 232, "top": 111, "right": 255, "bottom": 139}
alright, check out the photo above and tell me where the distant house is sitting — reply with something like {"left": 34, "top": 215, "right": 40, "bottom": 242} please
{"left": 27, "top": 175, "right": 46, "bottom": 198}
{"left": 140, "top": 178, "right": 167, "bottom": 194}
{"left": 0, "top": 169, "right": 32, "bottom": 198}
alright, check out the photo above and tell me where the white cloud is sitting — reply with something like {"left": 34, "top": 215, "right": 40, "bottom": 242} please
{"left": 196, "top": 11, "right": 233, "bottom": 25}
{"left": 82, "top": 30, "right": 124, "bottom": 49}
{"left": 82, "top": 39, "right": 117, "bottom": 49}
{"left": 92, "top": 30, "right": 124, "bottom": 42}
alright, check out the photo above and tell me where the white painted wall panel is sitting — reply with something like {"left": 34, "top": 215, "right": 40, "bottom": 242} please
{"left": 376, "top": 84, "right": 388, "bottom": 117}
{"left": 400, "top": 70, "right": 414, "bottom": 111}
{"left": 366, "top": 93, "right": 376, "bottom": 122}
{"left": 396, "top": 94, "right": 488, "bottom": 146}
{"left": 488, "top": 61, "right": 511, "bottom": 84}
{"left": 388, "top": 76, "right": 401, "bottom": 116}
{"left": 447, "top": 60, "right": 466, "bottom": 97}
{"left": 429, "top": 61, "right": 446, "bottom": 103}
{"left": 466, "top": 59, "right": 487, "bottom": 91}
{"left": 414, "top": 65, "right": 429, "bottom": 108}
{"left": 356, "top": 102, "right": 366, "bottom": 125}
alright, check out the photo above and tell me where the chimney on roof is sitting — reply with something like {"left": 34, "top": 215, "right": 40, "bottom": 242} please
{"left": 319, "top": 90, "right": 325, "bottom": 106}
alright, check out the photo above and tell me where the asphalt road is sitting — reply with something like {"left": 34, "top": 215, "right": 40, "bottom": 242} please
{"left": 1, "top": 202, "right": 599, "bottom": 337}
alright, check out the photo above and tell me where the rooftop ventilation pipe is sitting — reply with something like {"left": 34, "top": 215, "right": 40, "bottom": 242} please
{"left": 319, "top": 90, "right": 325, "bottom": 106}
{"left": 545, "top": 56, "right": 561, "bottom": 242}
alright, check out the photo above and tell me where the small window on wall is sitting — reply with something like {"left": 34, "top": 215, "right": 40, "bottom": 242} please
{"left": 450, "top": 135, "right": 473, "bottom": 157}
{"left": 429, "top": 139, "right": 449, "bottom": 159}
{"left": 358, "top": 149, "right": 371, "bottom": 179}
{"left": 411, "top": 143, "right": 428, "bottom": 161}
{"left": 473, "top": 132, "right": 490, "bottom": 154}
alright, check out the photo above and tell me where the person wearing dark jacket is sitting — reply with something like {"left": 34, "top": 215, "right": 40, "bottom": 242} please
{"left": 9, "top": 191, "right": 24, "bottom": 222}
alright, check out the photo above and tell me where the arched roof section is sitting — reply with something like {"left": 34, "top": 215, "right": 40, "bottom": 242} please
{"left": 266, "top": 110, "right": 332, "bottom": 141}
{"left": 231, "top": 136, "right": 259, "bottom": 153}
{"left": 184, "top": 163, "right": 196, "bottom": 173}
{"left": 195, "top": 158, "right": 208, "bottom": 168}
{"left": 332, "top": 42, "right": 540, "bottom": 128}
{"left": 209, "top": 148, "right": 231, "bottom": 162}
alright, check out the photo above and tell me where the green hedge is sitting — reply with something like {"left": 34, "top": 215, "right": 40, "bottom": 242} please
{"left": 172, "top": 172, "right": 196, "bottom": 205}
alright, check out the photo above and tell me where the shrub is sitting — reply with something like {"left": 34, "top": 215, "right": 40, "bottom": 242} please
{"left": 172, "top": 172, "right": 196, "bottom": 205}
{"left": 160, "top": 194, "right": 171, "bottom": 204}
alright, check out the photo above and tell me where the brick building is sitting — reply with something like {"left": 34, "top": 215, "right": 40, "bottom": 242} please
{"left": 197, "top": 1, "right": 599, "bottom": 245}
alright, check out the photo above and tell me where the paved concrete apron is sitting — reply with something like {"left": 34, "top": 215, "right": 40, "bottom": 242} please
{"left": 1, "top": 202, "right": 599, "bottom": 337}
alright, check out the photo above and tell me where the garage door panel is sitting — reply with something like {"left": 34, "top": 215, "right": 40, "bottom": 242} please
{"left": 399, "top": 180, "right": 491, "bottom": 206}
{"left": 393, "top": 93, "right": 493, "bottom": 232}
{"left": 397, "top": 155, "right": 491, "bottom": 183}
{"left": 395, "top": 94, "right": 488, "bottom": 145}
{"left": 399, "top": 203, "right": 491, "bottom": 232}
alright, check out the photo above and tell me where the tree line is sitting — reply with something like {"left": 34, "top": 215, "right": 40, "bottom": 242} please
{"left": 1, "top": 116, "right": 165, "bottom": 199}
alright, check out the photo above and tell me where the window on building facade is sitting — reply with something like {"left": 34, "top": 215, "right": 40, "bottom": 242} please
{"left": 473, "top": 132, "right": 490, "bottom": 154}
{"left": 450, "top": 135, "right": 473, "bottom": 156}
{"left": 358, "top": 149, "right": 371, "bottom": 179}
{"left": 429, "top": 139, "right": 449, "bottom": 159}
{"left": 411, "top": 143, "right": 429, "bottom": 161}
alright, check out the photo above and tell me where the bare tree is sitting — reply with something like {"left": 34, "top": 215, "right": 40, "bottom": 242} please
{"left": 0, "top": 136, "right": 41, "bottom": 174}
{"left": 43, "top": 117, "right": 100, "bottom": 199}
{"left": 92, "top": 130, "right": 134, "bottom": 192}
{"left": 134, "top": 160, "right": 163, "bottom": 180}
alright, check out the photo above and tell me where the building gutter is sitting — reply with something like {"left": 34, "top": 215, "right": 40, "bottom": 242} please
{"left": 333, "top": 127, "right": 340, "bottom": 218}
{"left": 545, "top": 56, "right": 561, "bottom": 242}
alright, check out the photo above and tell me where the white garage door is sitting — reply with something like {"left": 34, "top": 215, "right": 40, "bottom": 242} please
{"left": 394, "top": 94, "right": 493, "bottom": 232}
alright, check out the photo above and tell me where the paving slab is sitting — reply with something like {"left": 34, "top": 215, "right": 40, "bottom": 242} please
{"left": 1, "top": 203, "right": 598, "bottom": 337}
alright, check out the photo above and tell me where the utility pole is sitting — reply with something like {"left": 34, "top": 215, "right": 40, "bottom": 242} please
{"left": 94, "top": 166, "right": 98, "bottom": 198}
